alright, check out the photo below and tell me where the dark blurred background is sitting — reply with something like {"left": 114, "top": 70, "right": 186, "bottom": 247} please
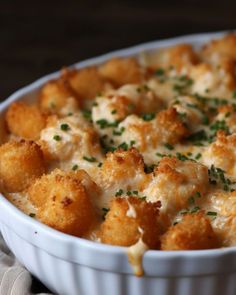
{"left": 1, "top": 0, "right": 236, "bottom": 102}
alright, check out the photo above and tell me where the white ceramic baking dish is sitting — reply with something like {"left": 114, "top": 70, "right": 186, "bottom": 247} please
{"left": 1, "top": 31, "right": 236, "bottom": 295}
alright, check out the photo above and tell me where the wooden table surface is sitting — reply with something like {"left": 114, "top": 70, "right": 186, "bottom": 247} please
{"left": 1, "top": 0, "right": 236, "bottom": 293}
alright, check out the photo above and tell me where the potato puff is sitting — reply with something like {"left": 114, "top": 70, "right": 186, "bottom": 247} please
{"left": 146, "top": 44, "right": 199, "bottom": 73}
{"left": 39, "top": 113, "right": 101, "bottom": 161}
{"left": 143, "top": 157, "right": 209, "bottom": 226}
{"left": 161, "top": 212, "right": 219, "bottom": 250}
{"left": 190, "top": 62, "right": 236, "bottom": 98}
{"left": 96, "top": 148, "right": 150, "bottom": 209}
{"left": 99, "top": 57, "right": 144, "bottom": 87}
{"left": 216, "top": 105, "right": 236, "bottom": 134}
{"left": 28, "top": 169, "right": 98, "bottom": 236}
{"left": 62, "top": 67, "right": 108, "bottom": 104}
{"left": 0, "top": 140, "right": 46, "bottom": 193}
{"left": 170, "top": 95, "right": 205, "bottom": 132}
{"left": 6, "top": 102, "right": 46, "bottom": 140}
{"left": 92, "top": 84, "right": 162, "bottom": 124}
{"left": 201, "top": 34, "right": 236, "bottom": 64}
{"left": 118, "top": 108, "right": 188, "bottom": 155}
{"left": 201, "top": 131, "right": 236, "bottom": 177}
{"left": 99, "top": 196, "right": 161, "bottom": 248}
{"left": 154, "top": 107, "right": 189, "bottom": 144}
{"left": 101, "top": 147, "right": 145, "bottom": 181}
{"left": 39, "top": 78, "right": 79, "bottom": 116}
{"left": 205, "top": 190, "right": 236, "bottom": 246}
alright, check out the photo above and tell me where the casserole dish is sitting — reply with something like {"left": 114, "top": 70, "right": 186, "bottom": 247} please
{"left": 1, "top": 31, "right": 236, "bottom": 295}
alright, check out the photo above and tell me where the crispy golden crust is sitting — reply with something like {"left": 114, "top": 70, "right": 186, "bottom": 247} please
{"left": 161, "top": 212, "right": 219, "bottom": 250}
{"left": 155, "top": 108, "right": 189, "bottom": 144}
{"left": 62, "top": 67, "right": 107, "bottom": 102}
{"left": 6, "top": 102, "right": 46, "bottom": 140}
{"left": 150, "top": 44, "right": 199, "bottom": 72}
{"left": 99, "top": 196, "right": 161, "bottom": 248}
{"left": 101, "top": 148, "right": 145, "bottom": 180}
{"left": 202, "top": 131, "right": 236, "bottom": 176}
{"left": 28, "top": 169, "right": 97, "bottom": 236}
{"left": 99, "top": 57, "right": 144, "bottom": 87}
{"left": 201, "top": 34, "right": 236, "bottom": 62}
{"left": 0, "top": 141, "right": 46, "bottom": 193}
{"left": 39, "top": 78, "right": 79, "bottom": 115}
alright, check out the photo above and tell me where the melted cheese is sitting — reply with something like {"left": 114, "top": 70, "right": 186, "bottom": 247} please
{"left": 127, "top": 238, "right": 148, "bottom": 276}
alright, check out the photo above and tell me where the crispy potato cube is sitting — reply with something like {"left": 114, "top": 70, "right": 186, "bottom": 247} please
{"left": 39, "top": 78, "right": 79, "bottom": 115}
{"left": 63, "top": 67, "right": 106, "bottom": 101}
{"left": 161, "top": 212, "right": 218, "bottom": 250}
{"left": 148, "top": 44, "right": 199, "bottom": 72}
{"left": 99, "top": 196, "right": 161, "bottom": 248}
{"left": 101, "top": 147, "right": 145, "bottom": 180}
{"left": 0, "top": 141, "right": 46, "bottom": 192}
{"left": 6, "top": 102, "right": 46, "bottom": 140}
{"left": 99, "top": 57, "right": 144, "bottom": 87}
{"left": 201, "top": 34, "right": 236, "bottom": 62}
{"left": 155, "top": 107, "right": 189, "bottom": 144}
{"left": 28, "top": 169, "right": 97, "bottom": 236}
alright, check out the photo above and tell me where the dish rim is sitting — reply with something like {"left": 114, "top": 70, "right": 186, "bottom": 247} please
{"left": 1, "top": 30, "right": 236, "bottom": 276}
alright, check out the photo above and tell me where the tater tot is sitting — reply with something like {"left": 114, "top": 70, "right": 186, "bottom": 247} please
{"left": 201, "top": 34, "right": 236, "bottom": 63}
{"left": 99, "top": 57, "right": 144, "bottom": 87}
{"left": 101, "top": 147, "right": 145, "bottom": 180}
{"left": 147, "top": 44, "right": 199, "bottom": 72}
{"left": 161, "top": 212, "right": 218, "bottom": 250}
{"left": 99, "top": 196, "right": 161, "bottom": 248}
{"left": 28, "top": 169, "right": 97, "bottom": 236}
{"left": 63, "top": 67, "right": 106, "bottom": 102}
{"left": 6, "top": 102, "right": 46, "bottom": 140}
{"left": 155, "top": 107, "right": 189, "bottom": 144}
{"left": 0, "top": 141, "right": 46, "bottom": 193}
{"left": 39, "top": 78, "right": 79, "bottom": 115}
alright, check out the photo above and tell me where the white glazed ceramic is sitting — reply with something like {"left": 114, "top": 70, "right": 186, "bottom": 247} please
{"left": 1, "top": 31, "right": 236, "bottom": 295}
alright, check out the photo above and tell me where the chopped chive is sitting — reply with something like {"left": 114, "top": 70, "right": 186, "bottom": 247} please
{"left": 115, "top": 189, "right": 124, "bottom": 197}
{"left": 164, "top": 143, "right": 174, "bottom": 150}
{"left": 130, "top": 140, "right": 136, "bottom": 146}
{"left": 195, "top": 153, "right": 202, "bottom": 160}
{"left": 156, "top": 152, "right": 165, "bottom": 158}
{"left": 83, "top": 156, "right": 97, "bottom": 162}
{"left": 155, "top": 68, "right": 165, "bottom": 76}
{"left": 190, "top": 206, "right": 200, "bottom": 213}
{"left": 98, "top": 162, "right": 102, "bottom": 167}
{"left": 53, "top": 135, "right": 61, "bottom": 141}
{"left": 29, "top": 213, "right": 36, "bottom": 218}
{"left": 118, "top": 142, "right": 129, "bottom": 151}
{"left": 142, "top": 113, "right": 155, "bottom": 121}
{"left": 72, "top": 164, "right": 78, "bottom": 171}
{"left": 207, "top": 211, "right": 217, "bottom": 216}
{"left": 60, "top": 123, "right": 70, "bottom": 131}
{"left": 111, "top": 109, "right": 117, "bottom": 114}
